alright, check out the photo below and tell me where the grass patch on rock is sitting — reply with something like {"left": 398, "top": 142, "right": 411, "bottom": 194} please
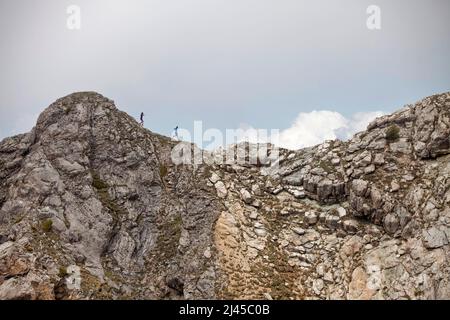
{"left": 319, "top": 160, "right": 335, "bottom": 173}
{"left": 58, "top": 266, "right": 68, "bottom": 278}
{"left": 385, "top": 125, "right": 400, "bottom": 142}
{"left": 159, "top": 164, "right": 168, "bottom": 178}
{"left": 156, "top": 214, "right": 182, "bottom": 259}
{"left": 41, "top": 219, "right": 53, "bottom": 232}
{"left": 91, "top": 170, "right": 127, "bottom": 221}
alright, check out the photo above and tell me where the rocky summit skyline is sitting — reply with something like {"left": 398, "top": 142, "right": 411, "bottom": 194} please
{"left": 0, "top": 91, "right": 448, "bottom": 300}
{"left": 2, "top": 1, "right": 450, "bottom": 146}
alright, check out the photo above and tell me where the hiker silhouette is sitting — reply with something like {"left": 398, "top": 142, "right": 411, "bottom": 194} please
{"left": 173, "top": 126, "right": 179, "bottom": 139}
{"left": 140, "top": 112, "right": 144, "bottom": 126}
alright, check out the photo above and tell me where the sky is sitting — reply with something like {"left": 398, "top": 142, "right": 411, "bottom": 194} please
{"left": 0, "top": 0, "right": 449, "bottom": 149}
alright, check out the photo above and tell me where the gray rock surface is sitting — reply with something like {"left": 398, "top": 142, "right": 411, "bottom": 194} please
{"left": 0, "top": 91, "right": 449, "bottom": 300}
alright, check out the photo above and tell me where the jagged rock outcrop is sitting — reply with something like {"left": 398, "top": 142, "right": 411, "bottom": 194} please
{"left": 0, "top": 93, "right": 221, "bottom": 299}
{"left": 0, "top": 91, "right": 449, "bottom": 300}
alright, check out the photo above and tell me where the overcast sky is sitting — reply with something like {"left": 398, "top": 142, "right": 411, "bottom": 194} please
{"left": 1, "top": 0, "right": 449, "bottom": 149}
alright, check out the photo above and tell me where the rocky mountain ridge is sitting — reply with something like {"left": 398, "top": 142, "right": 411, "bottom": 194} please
{"left": 0, "top": 91, "right": 448, "bottom": 299}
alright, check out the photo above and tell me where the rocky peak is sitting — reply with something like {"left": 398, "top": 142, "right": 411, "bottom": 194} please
{"left": 366, "top": 92, "right": 450, "bottom": 159}
{"left": 0, "top": 91, "right": 449, "bottom": 300}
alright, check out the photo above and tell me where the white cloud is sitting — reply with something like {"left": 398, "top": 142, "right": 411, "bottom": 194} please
{"left": 237, "top": 110, "right": 384, "bottom": 150}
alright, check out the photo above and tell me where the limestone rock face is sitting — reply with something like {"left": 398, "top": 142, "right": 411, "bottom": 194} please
{"left": 0, "top": 93, "right": 220, "bottom": 300}
{"left": 0, "top": 91, "right": 449, "bottom": 300}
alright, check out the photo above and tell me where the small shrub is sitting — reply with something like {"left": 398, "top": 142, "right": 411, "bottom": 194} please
{"left": 64, "top": 106, "right": 73, "bottom": 114}
{"left": 92, "top": 172, "right": 108, "bottom": 190}
{"left": 159, "top": 164, "right": 168, "bottom": 178}
{"left": 385, "top": 125, "right": 400, "bottom": 141}
{"left": 41, "top": 219, "right": 53, "bottom": 232}
{"left": 319, "top": 160, "right": 334, "bottom": 173}
{"left": 58, "top": 266, "right": 68, "bottom": 278}
{"left": 156, "top": 215, "right": 182, "bottom": 258}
